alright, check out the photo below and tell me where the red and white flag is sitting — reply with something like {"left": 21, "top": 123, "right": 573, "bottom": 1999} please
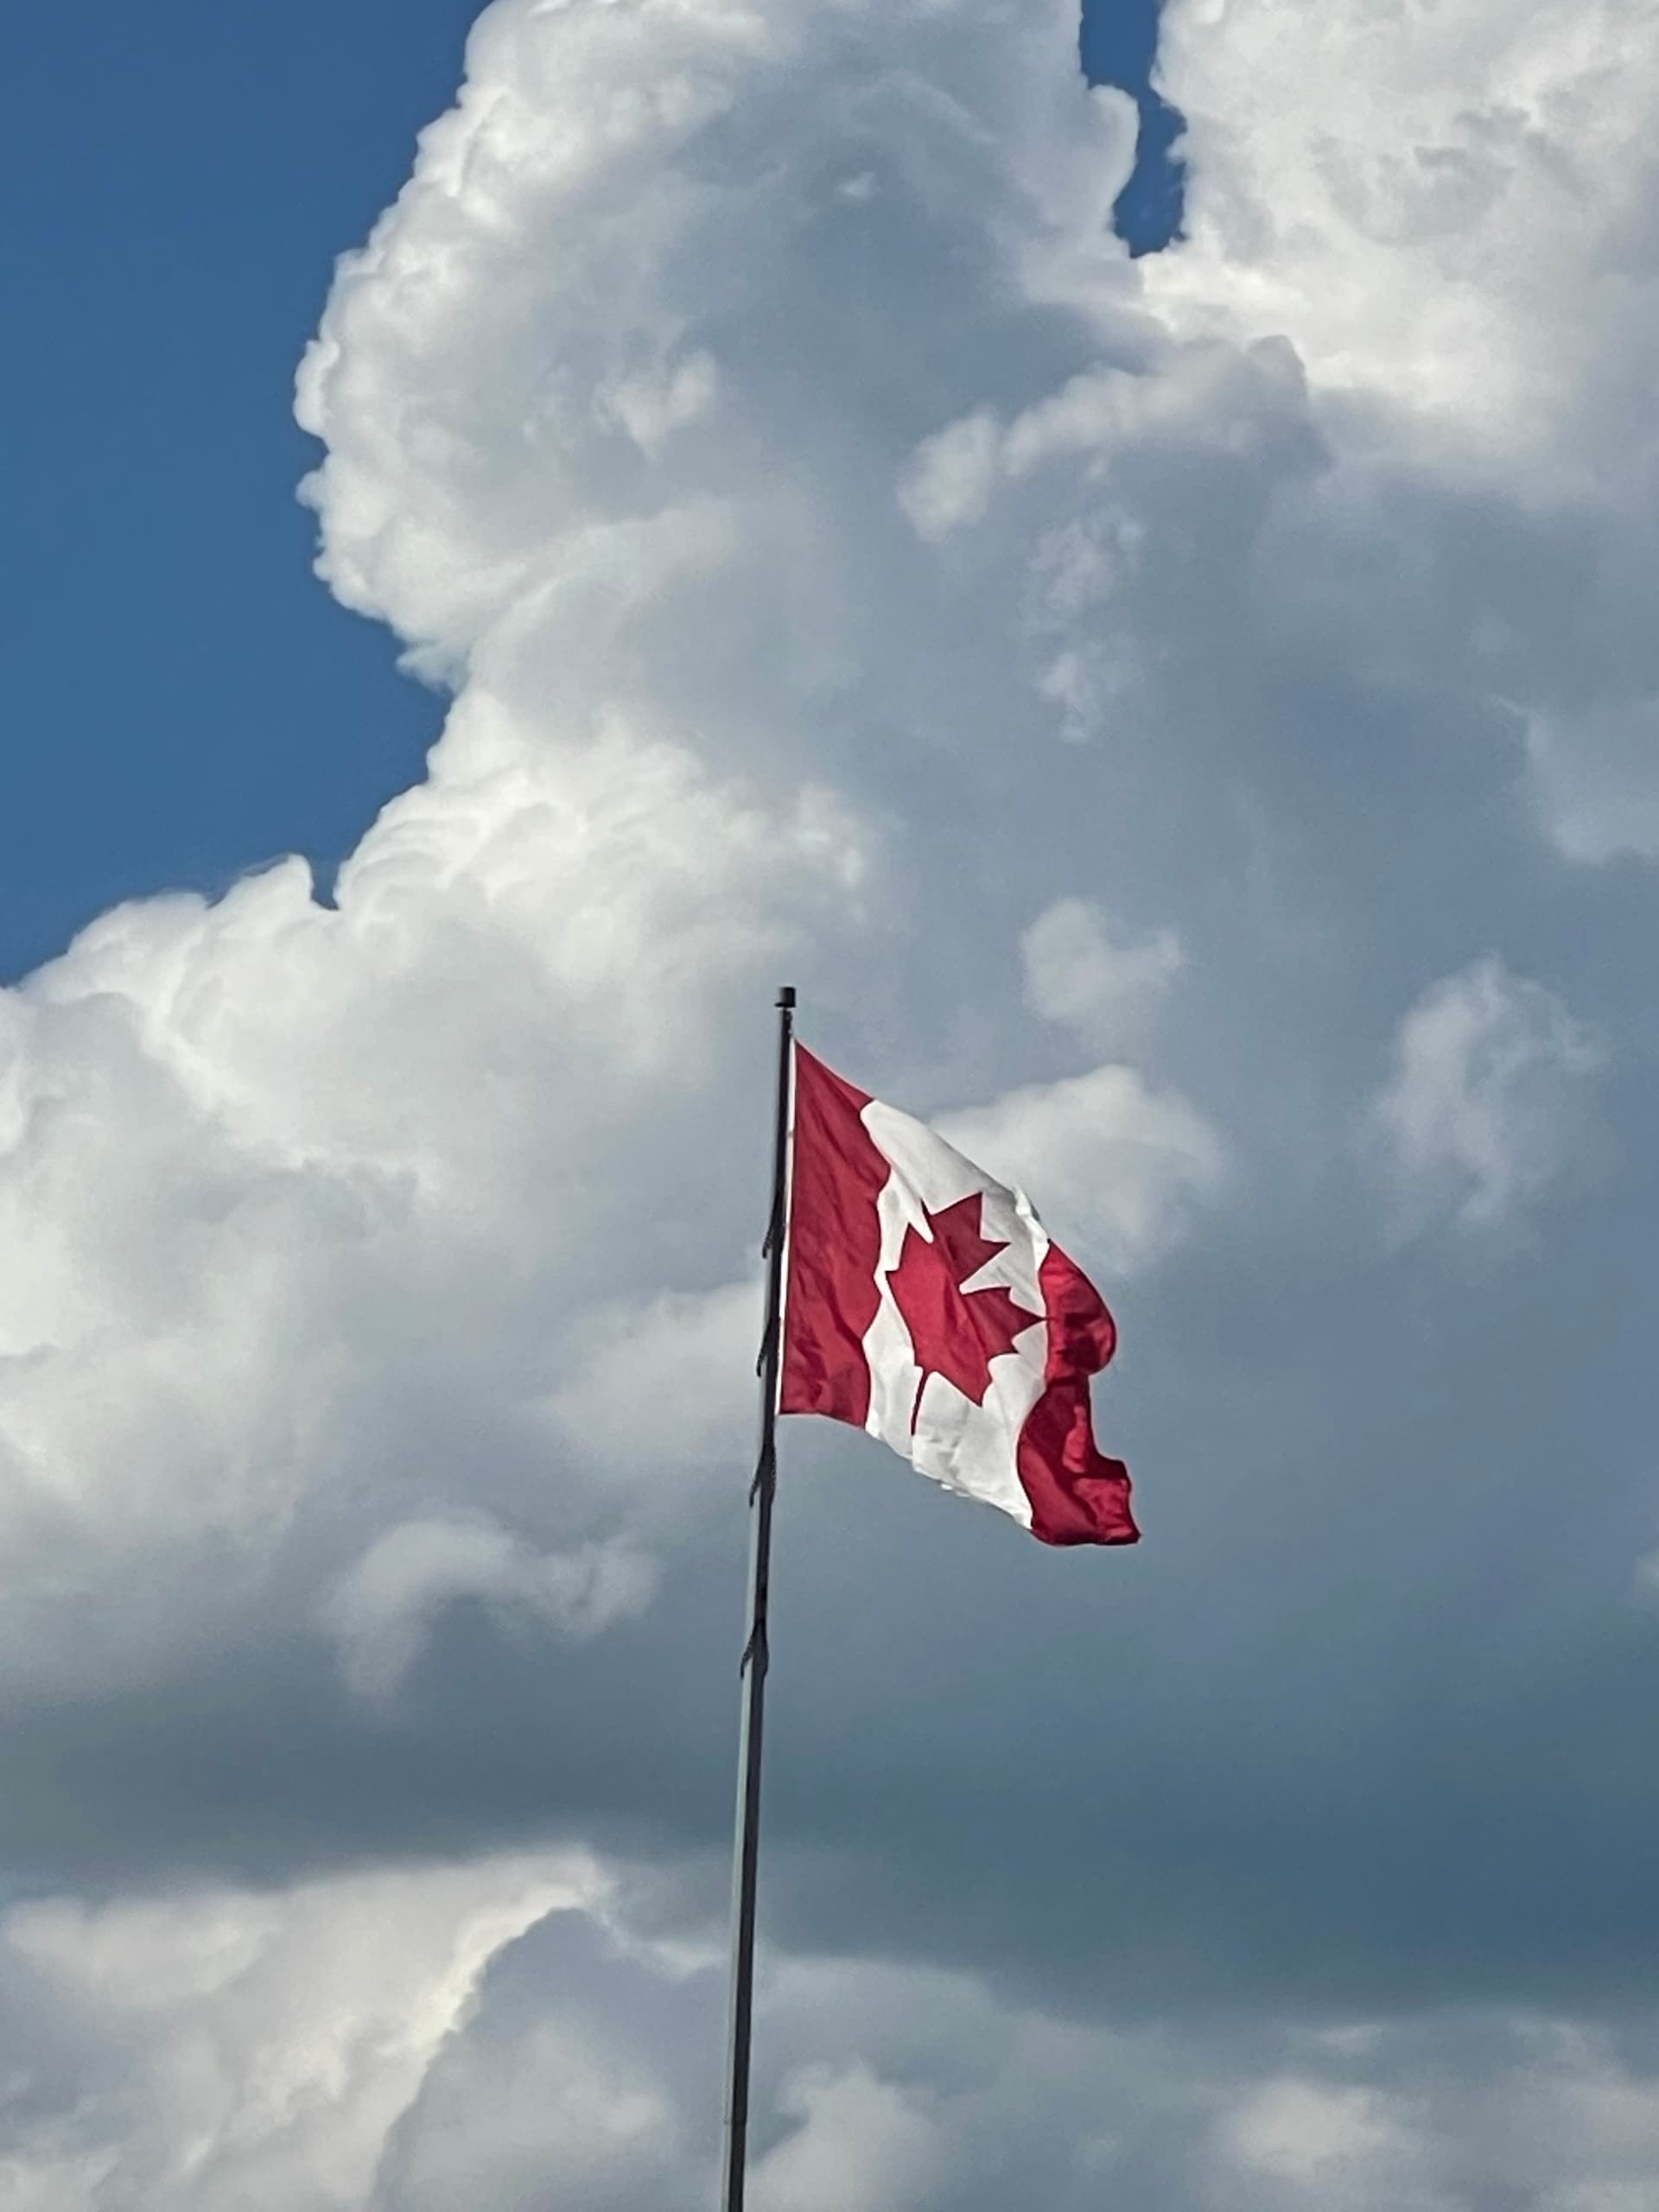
{"left": 780, "top": 1046, "right": 1138, "bottom": 1547}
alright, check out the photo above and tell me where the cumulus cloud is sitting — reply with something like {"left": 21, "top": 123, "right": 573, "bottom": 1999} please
{"left": 942, "top": 1061, "right": 1225, "bottom": 1278}
{"left": 1021, "top": 894, "right": 1185, "bottom": 1045}
{"left": 1147, "top": 0, "right": 1659, "bottom": 449}
{"left": 1217, "top": 2076, "right": 1420, "bottom": 2198}
{"left": 323, "top": 1517, "right": 658, "bottom": 1701}
{"left": 1523, "top": 699, "right": 1659, "bottom": 867}
{"left": 1363, "top": 957, "right": 1600, "bottom": 1234}
{"left": 543, "top": 1277, "right": 760, "bottom": 1499}
{"left": 0, "top": 719, "right": 861, "bottom": 1712}
{"left": 752, "top": 2064, "right": 944, "bottom": 2212}
{"left": 1142, "top": 0, "right": 1659, "bottom": 859}
{"left": 0, "top": 1853, "right": 594, "bottom": 2212}
{"left": 0, "top": 0, "right": 1220, "bottom": 1735}
{"left": 1, "top": 1854, "right": 1655, "bottom": 2211}
{"left": 6, "top": 0, "right": 1659, "bottom": 2198}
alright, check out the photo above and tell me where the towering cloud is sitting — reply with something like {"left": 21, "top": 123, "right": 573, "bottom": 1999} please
{"left": 3, "top": 0, "right": 1659, "bottom": 2201}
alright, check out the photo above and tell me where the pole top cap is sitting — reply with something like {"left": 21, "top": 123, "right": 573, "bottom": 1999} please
{"left": 777, "top": 985, "right": 797, "bottom": 1009}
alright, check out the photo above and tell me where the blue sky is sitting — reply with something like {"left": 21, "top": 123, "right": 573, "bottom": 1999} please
{"left": 3, "top": 1, "right": 473, "bottom": 978}
{"left": 3, "top": 0, "right": 1176, "bottom": 982}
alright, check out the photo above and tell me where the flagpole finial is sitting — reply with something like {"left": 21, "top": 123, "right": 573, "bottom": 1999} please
{"left": 777, "top": 985, "right": 796, "bottom": 1010}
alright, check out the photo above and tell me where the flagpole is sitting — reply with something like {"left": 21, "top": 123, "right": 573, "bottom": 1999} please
{"left": 720, "top": 983, "right": 795, "bottom": 2212}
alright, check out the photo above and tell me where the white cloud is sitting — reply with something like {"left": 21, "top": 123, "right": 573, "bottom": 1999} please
{"left": 1524, "top": 699, "right": 1659, "bottom": 865}
{"left": 1022, "top": 896, "right": 1185, "bottom": 1045}
{"left": 0, "top": 683, "right": 869, "bottom": 1705}
{"left": 898, "top": 408, "right": 1002, "bottom": 541}
{"left": 943, "top": 1063, "right": 1227, "bottom": 1279}
{"left": 322, "top": 1516, "right": 657, "bottom": 1701}
{"left": 383, "top": 2018, "right": 683, "bottom": 2212}
{"left": 1363, "top": 957, "right": 1600, "bottom": 1234}
{"left": 594, "top": 346, "right": 720, "bottom": 456}
{"left": 0, "top": 0, "right": 1167, "bottom": 1719}
{"left": 753, "top": 2064, "right": 944, "bottom": 2212}
{"left": 0, "top": 1860, "right": 1654, "bottom": 2212}
{"left": 1138, "top": 0, "right": 1659, "bottom": 861}
{"left": 1147, "top": 0, "right": 1659, "bottom": 454}
{"left": 1218, "top": 2075, "right": 1420, "bottom": 2194}
{"left": 9, "top": 0, "right": 1659, "bottom": 2191}
{"left": 295, "top": 0, "right": 1141, "bottom": 676}
{"left": 0, "top": 1853, "right": 595, "bottom": 2212}
{"left": 543, "top": 1277, "right": 760, "bottom": 1499}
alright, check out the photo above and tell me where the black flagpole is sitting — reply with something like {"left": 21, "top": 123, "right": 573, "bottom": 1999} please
{"left": 721, "top": 983, "right": 795, "bottom": 2212}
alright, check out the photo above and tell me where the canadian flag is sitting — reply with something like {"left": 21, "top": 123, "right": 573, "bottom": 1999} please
{"left": 780, "top": 1046, "right": 1138, "bottom": 1547}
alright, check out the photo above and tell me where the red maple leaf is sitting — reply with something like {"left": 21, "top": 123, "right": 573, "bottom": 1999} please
{"left": 885, "top": 1192, "right": 1040, "bottom": 1426}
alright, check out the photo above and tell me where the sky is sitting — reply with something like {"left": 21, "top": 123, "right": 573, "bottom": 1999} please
{"left": 1, "top": 0, "right": 1176, "bottom": 982}
{"left": 4, "top": 2, "right": 1659, "bottom": 2209}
